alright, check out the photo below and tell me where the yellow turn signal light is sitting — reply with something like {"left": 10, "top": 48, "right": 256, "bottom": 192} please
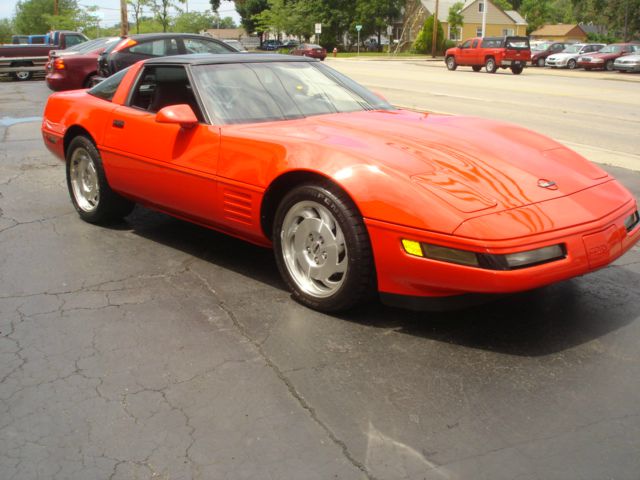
{"left": 401, "top": 239, "right": 424, "bottom": 257}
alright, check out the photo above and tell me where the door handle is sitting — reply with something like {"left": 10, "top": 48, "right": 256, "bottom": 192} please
{"left": 112, "top": 119, "right": 125, "bottom": 128}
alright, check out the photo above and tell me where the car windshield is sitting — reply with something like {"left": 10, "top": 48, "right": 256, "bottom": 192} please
{"left": 306, "top": 44, "right": 322, "bottom": 49}
{"left": 599, "top": 45, "right": 622, "bottom": 53}
{"left": 192, "top": 61, "right": 394, "bottom": 125}
{"left": 563, "top": 45, "right": 582, "bottom": 53}
{"left": 532, "top": 43, "right": 550, "bottom": 51}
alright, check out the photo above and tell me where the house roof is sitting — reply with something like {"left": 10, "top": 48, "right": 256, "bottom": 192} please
{"left": 420, "top": 0, "right": 472, "bottom": 23}
{"left": 504, "top": 10, "right": 526, "bottom": 25}
{"left": 530, "top": 24, "right": 587, "bottom": 37}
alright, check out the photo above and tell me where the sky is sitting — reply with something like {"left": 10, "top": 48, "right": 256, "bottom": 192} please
{"left": 0, "top": 0, "right": 240, "bottom": 27}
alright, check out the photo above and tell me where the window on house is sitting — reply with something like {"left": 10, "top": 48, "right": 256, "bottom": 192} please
{"left": 502, "top": 29, "right": 514, "bottom": 36}
{"left": 479, "top": 1, "right": 484, "bottom": 12}
{"left": 476, "top": 27, "right": 483, "bottom": 37}
{"left": 449, "top": 26, "right": 461, "bottom": 41}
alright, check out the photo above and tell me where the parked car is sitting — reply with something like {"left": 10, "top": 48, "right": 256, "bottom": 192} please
{"left": 96, "top": 33, "right": 237, "bottom": 78}
{"left": 222, "top": 39, "right": 247, "bottom": 52}
{"left": 290, "top": 43, "right": 327, "bottom": 60}
{"left": 282, "top": 40, "right": 300, "bottom": 49}
{"left": 46, "top": 37, "right": 120, "bottom": 91}
{"left": 259, "top": 40, "right": 283, "bottom": 51}
{"left": 0, "top": 30, "right": 88, "bottom": 80}
{"left": 445, "top": 36, "right": 531, "bottom": 74}
{"left": 614, "top": 53, "right": 640, "bottom": 72}
{"left": 531, "top": 42, "right": 570, "bottom": 67}
{"left": 577, "top": 43, "right": 640, "bottom": 71}
{"left": 41, "top": 53, "right": 640, "bottom": 312}
{"left": 545, "top": 43, "right": 606, "bottom": 69}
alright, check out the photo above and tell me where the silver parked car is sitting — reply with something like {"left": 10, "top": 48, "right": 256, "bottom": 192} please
{"left": 546, "top": 43, "right": 606, "bottom": 69}
{"left": 614, "top": 52, "right": 640, "bottom": 72}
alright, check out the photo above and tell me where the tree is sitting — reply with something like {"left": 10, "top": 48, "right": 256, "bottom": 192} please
{"left": 128, "top": 0, "right": 150, "bottom": 34}
{"left": 413, "top": 15, "right": 444, "bottom": 54}
{"left": 492, "top": 0, "right": 513, "bottom": 11}
{"left": 252, "top": 0, "right": 289, "bottom": 39}
{"left": 235, "top": 0, "right": 268, "bottom": 37}
{"left": 0, "top": 19, "right": 14, "bottom": 44}
{"left": 151, "top": 0, "right": 185, "bottom": 32}
{"left": 520, "top": 0, "right": 553, "bottom": 33}
{"left": 354, "top": 0, "right": 404, "bottom": 51}
{"left": 217, "top": 16, "right": 237, "bottom": 28}
{"left": 14, "top": 0, "right": 78, "bottom": 34}
{"left": 447, "top": 1, "right": 464, "bottom": 40}
{"left": 173, "top": 11, "right": 215, "bottom": 32}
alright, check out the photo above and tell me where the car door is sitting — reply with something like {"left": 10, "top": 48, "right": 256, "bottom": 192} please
{"left": 458, "top": 39, "right": 473, "bottom": 65}
{"left": 102, "top": 65, "right": 222, "bottom": 225}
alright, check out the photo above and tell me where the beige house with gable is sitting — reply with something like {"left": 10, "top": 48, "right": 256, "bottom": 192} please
{"left": 402, "top": 0, "right": 527, "bottom": 48}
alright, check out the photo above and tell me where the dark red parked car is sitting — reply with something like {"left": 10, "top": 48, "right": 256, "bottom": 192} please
{"left": 577, "top": 43, "right": 640, "bottom": 71}
{"left": 290, "top": 43, "right": 327, "bottom": 60}
{"left": 45, "top": 37, "right": 120, "bottom": 91}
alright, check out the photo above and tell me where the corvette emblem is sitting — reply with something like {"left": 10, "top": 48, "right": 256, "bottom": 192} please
{"left": 538, "top": 179, "right": 558, "bottom": 190}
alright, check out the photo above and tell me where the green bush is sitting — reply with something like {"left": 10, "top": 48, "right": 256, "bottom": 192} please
{"left": 413, "top": 15, "right": 445, "bottom": 54}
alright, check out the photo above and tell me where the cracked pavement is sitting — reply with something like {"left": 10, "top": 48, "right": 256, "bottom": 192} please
{"left": 1, "top": 79, "right": 640, "bottom": 480}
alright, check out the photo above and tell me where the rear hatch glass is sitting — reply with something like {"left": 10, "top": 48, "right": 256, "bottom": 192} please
{"left": 505, "top": 37, "right": 530, "bottom": 50}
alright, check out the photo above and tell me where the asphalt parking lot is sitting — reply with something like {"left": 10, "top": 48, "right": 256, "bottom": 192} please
{"left": 1, "top": 72, "right": 640, "bottom": 479}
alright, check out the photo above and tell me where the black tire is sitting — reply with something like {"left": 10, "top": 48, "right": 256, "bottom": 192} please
{"left": 536, "top": 57, "right": 545, "bottom": 67}
{"left": 66, "top": 136, "right": 134, "bottom": 224}
{"left": 446, "top": 56, "right": 457, "bottom": 71}
{"left": 472, "top": 65, "right": 482, "bottom": 72}
{"left": 567, "top": 59, "right": 577, "bottom": 69}
{"left": 273, "top": 182, "right": 376, "bottom": 312}
{"left": 605, "top": 60, "right": 614, "bottom": 71}
{"left": 83, "top": 74, "right": 97, "bottom": 88}
{"left": 11, "top": 62, "right": 32, "bottom": 81}
{"left": 485, "top": 57, "right": 497, "bottom": 73}
{"left": 511, "top": 65, "right": 523, "bottom": 75}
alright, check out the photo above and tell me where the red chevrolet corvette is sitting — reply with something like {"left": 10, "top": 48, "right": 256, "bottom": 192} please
{"left": 41, "top": 54, "right": 639, "bottom": 311}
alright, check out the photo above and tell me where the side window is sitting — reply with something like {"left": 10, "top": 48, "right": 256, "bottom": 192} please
{"left": 88, "top": 68, "right": 129, "bottom": 102}
{"left": 183, "top": 38, "right": 231, "bottom": 54}
{"left": 65, "top": 35, "right": 85, "bottom": 48}
{"left": 129, "top": 66, "right": 204, "bottom": 122}
{"left": 128, "top": 38, "right": 179, "bottom": 57}
{"left": 461, "top": 40, "right": 471, "bottom": 49}
{"left": 553, "top": 44, "right": 564, "bottom": 51}
{"left": 472, "top": 40, "right": 478, "bottom": 48}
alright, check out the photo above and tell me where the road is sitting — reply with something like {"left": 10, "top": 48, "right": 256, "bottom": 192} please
{"left": 326, "top": 57, "right": 640, "bottom": 171}
{"left": 0, "top": 74, "right": 639, "bottom": 480}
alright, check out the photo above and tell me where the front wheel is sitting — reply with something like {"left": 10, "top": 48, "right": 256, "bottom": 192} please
{"left": 485, "top": 58, "right": 497, "bottom": 73}
{"left": 536, "top": 57, "right": 545, "bottom": 67}
{"left": 567, "top": 59, "right": 577, "bottom": 69}
{"left": 66, "top": 136, "right": 134, "bottom": 224}
{"left": 446, "top": 56, "right": 457, "bottom": 71}
{"left": 11, "top": 62, "right": 32, "bottom": 81}
{"left": 273, "top": 183, "right": 376, "bottom": 312}
{"left": 605, "top": 60, "right": 614, "bottom": 71}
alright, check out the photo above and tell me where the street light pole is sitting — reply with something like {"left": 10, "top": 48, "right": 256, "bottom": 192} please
{"left": 481, "top": 0, "right": 487, "bottom": 37}
{"left": 120, "top": 0, "right": 129, "bottom": 36}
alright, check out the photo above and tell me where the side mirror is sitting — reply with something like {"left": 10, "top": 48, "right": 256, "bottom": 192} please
{"left": 156, "top": 104, "right": 198, "bottom": 129}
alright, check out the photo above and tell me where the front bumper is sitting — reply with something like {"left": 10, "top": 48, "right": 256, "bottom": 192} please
{"left": 615, "top": 63, "right": 640, "bottom": 72}
{"left": 366, "top": 182, "right": 639, "bottom": 307}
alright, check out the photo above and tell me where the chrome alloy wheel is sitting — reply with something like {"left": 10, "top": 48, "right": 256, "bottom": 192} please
{"left": 280, "top": 200, "right": 348, "bottom": 298}
{"left": 69, "top": 147, "right": 100, "bottom": 212}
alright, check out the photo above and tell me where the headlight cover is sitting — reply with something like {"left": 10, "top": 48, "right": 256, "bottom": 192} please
{"left": 402, "top": 240, "right": 567, "bottom": 271}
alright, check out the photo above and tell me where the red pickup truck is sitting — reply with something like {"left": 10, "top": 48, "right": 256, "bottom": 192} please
{"left": 445, "top": 36, "right": 531, "bottom": 74}
{"left": 0, "top": 30, "right": 88, "bottom": 80}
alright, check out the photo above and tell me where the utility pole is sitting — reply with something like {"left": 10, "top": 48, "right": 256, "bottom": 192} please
{"left": 120, "top": 0, "right": 129, "bottom": 36}
{"left": 430, "top": 0, "right": 439, "bottom": 58}
{"left": 54, "top": 0, "right": 58, "bottom": 15}
{"left": 481, "top": 0, "right": 487, "bottom": 37}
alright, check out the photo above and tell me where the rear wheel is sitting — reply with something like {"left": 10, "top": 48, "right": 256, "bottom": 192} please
{"left": 446, "top": 56, "right": 457, "bottom": 71}
{"left": 605, "top": 60, "right": 614, "bottom": 71}
{"left": 11, "top": 62, "right": 32, "bottom": 81}
{"left": 485, "top": 57, "right": 497, "bottom": 73}
{"left": 567, "top": 59, "right": 577, "bottom": 69}
{"left": 511, "top": 65, "right": 523, "bottom": 75}
{"left": 83, "top": 74, "right": 97, "bottom": 88}
{"left": 66, "top": 136, "right": 134, "bottom": 224}
{"left": 472, "top": 65, "right": 482, "bottom": 72}
{"left": 273, "top": 182, "right": 375, "bottom": 312}
{"left": 536, "top": 57, "right": 545, "bottom": 67}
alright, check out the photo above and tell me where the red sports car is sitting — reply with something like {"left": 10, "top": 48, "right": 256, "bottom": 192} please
{"left": 41, "top": 54, "right": 640, "bottom": 312}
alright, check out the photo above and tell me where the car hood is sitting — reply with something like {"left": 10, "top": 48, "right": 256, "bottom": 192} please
{"left": 227, "top": 110, "right": 610, "bottom": 227}
{"left": 548, "top": 52, "right": 578, "bottom": 60}
{"left": 615, "top": 54, "right": 640, "bottom": 61}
